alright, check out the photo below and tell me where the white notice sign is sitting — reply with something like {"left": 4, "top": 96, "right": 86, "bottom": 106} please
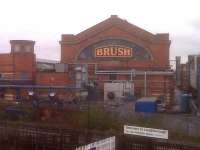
{"left": 124, "top": 125, "right": 168, "bottom": 139}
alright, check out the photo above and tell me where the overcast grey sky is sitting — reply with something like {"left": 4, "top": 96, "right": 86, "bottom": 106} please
{"left": 0, "top": 0, "right": 200, "bottom": 63}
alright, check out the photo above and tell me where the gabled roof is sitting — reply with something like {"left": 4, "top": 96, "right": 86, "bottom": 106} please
{"left": 61, "top": 15, "right": 169, "bottom": 44}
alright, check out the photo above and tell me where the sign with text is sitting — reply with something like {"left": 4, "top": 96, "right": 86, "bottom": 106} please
{"left": 76, "top": 136, "right": 115, "bottom": 150}
{"left": 95, "top": 45, "right": 133, "bottom": 57}
{"left": 78, "top": 39, "right": 152, "bottom": 60}
{"left": 124, "top": 125, "right": 168, "bottom": 139}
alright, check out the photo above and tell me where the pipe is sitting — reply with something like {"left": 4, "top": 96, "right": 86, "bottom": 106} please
{"left": 96, "top": 70, "right": 174, "bottom": 75}
{"left": 131, "top": 71, "right": 133, "bottom": 81}
{"left": 144, "top": 71, "right": 147, "bottom": 96}
{"left": 0, "top": 84, "right": 83, "bottom": 90}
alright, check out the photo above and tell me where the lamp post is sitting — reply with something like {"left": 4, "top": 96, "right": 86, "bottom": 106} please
{"left": 29, "top": 90, "right": 38, "bottom": 108}
{"left": 88, "top": 97, "right": 90, "bottom": 129}
{"left": 49, "top": 91, "right": 56, "bottom": 103}
{"left": 82, "top": 81, "right": 91, "bottom": 130}
{"left": 28, "top": 90, "right": 34, "bottom": 100}
{"left": 84, "top": 81, "right": 92, "bottom": 142}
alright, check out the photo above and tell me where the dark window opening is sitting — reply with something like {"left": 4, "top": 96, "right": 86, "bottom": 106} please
{"left": 109, "top": 74, "right": 117, "bottom": 80}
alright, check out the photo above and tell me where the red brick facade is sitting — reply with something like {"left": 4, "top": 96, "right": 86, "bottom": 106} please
{"left": 36, "top": 72, "right": 72, "bottom": 86}
{"left": 0, "top": 52, "right": 36, "bottom": 80}
{"left": 60, "top": 15, "right": 170, "bottom": 70}
{"left": 0, "top": 16, "right": 174, "bottom": 105}
{"left": 59, "top": 15, "right": 174, "bottom": 105}
{"left": 0, "top": 54, "right": 13, "bottom": 73}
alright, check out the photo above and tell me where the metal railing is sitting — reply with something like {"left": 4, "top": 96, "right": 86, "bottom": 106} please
{"left": 0, "top": 121, "right": 199, "bottom": 150}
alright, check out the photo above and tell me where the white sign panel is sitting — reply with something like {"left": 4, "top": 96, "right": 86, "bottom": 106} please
{"left": 124, "top": 125, "right": 168, "bottom": 139}
{"left": 76, "top": 136, "right": 115, "bottom": 150}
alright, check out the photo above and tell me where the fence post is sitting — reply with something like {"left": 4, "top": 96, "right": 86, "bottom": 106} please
{"left": 147, "top": 139, "right": 154, "bottom": 150}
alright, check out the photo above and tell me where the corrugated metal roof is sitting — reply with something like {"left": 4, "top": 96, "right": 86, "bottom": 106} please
{"left": 137, "top": 97, "right": 158, "bottom": 102}
{"left": 37, "top": 58, "right": 59, "bottom": 64}
{"left": 0, "top": 84, "right": 83, "bottom": 90}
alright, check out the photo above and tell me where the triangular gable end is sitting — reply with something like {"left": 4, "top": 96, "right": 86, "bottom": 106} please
{"left": 61, "top": 15, "right": 169, "bottom": 44}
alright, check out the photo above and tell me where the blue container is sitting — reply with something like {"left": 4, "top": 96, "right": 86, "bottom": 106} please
{"left": 135, "top": 97, "right": 157, "bottom": 113}
{"left": 180, "top": 94, "right": 191, "bottom": 113}
{"left": 5, "top": 106, "right": 25, "bottom": 119}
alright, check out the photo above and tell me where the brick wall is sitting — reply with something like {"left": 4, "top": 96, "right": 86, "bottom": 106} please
{"left": 36, "top": 72, "right": 72, "bottom": 86}
{"left": 60, "top": 16, "right": 170, "bottom": 70}
{"left": 0, "top": 53, "right": 36, "bottom": 80}
{"left": 0, "top": 54, "right": 13, "bottom": 72}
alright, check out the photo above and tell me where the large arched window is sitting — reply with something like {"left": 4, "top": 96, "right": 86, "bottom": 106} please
{"left": 78, "top": 39, "right": 152, "bottom": 61}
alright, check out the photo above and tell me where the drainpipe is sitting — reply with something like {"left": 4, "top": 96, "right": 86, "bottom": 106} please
{"left": 144, "top": 72, "right": 147, "bottom": 96}
{"left": 131, "top": 69, "right": 136, "bottom": 81}
{"left": 131, "top": 70, "right": 133, "bottom": 81}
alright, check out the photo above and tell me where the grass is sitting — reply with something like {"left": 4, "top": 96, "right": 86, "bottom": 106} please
{"left": 0, "top": 101, "right": 199, "bottom": 145}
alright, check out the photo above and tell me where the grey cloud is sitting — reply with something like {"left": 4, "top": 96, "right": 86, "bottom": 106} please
{"left": 170, "top": 32, "right": 200, "bottom": 62}
{"left": 190, "top": 17, "right": 200, "bottom": 31}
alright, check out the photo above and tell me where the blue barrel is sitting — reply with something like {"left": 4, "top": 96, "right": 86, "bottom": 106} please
{"left": 180, "top": 94, "right": 191, "bottom": 113}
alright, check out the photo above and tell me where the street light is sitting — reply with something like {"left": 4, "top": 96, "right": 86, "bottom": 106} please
{"left": 29, "top": 90, "right": 39, "bottom": 108}
{"left": 49, "top": 91, "right": 56, "bottom": 105}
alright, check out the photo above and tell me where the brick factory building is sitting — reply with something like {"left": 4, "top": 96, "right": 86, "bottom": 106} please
{"left": 60, "top": 15, "right": 174, "bottom": 105}
{"left": 0, "top": 15, "right": 175, "bottom": 105}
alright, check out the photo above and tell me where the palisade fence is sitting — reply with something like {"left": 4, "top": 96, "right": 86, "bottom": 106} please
{"left": 0, "top": 121, "right": 109, "bottom": 150}
{"left": 118, "top": 135, "right": 200, "bottom": 150}
{"left": 0, "top": 121, "right": 199, "bottom": 150}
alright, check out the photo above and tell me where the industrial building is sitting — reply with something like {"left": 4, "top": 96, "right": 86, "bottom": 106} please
{"left": 176, "top": 55, "right": 200, "bottom": 106}
{"left": 0, "top": 15, "right": 175, "bottom": 105}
